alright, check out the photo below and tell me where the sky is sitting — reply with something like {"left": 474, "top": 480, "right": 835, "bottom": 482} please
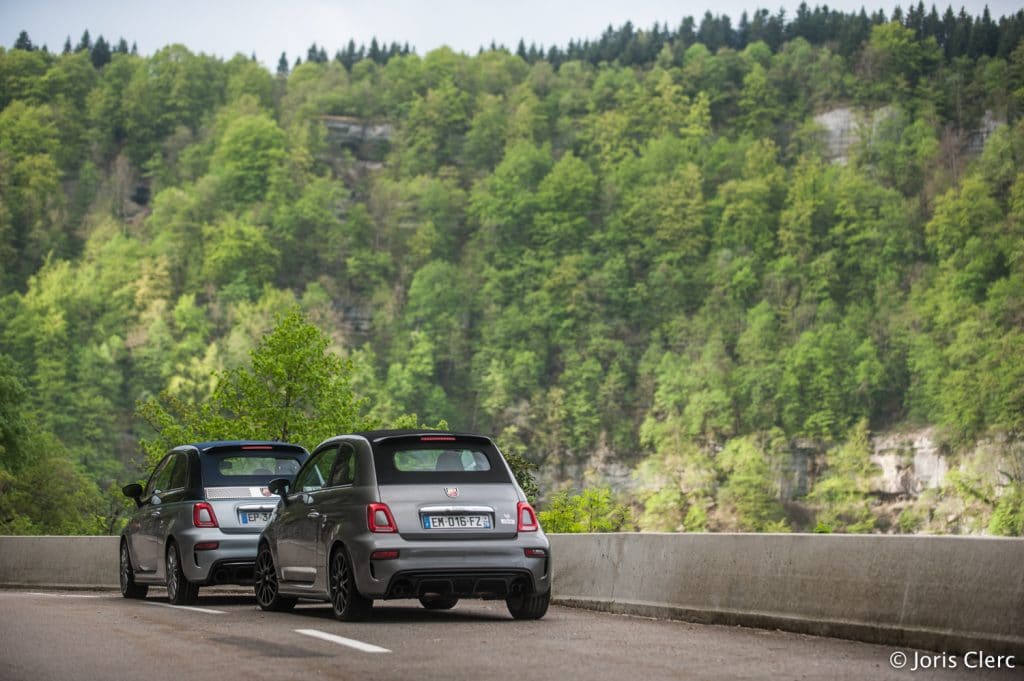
{"left": 1, "top": 0, "right": 1018, "bottom": 70}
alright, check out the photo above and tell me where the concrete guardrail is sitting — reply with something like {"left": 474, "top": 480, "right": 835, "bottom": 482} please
{"left": 2, "top": 533, "right": 1021, "bottom": 655}
{"left": 0, "top": 536, "right": 118, "bottom": 590}
{"left": 549, "top": 533, "right": 1024, "bottom": 656}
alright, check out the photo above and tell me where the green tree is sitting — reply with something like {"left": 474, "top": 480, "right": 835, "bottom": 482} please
{"left": 137, "top": 307, "right": 370, "bottom": 462}
{"left": 538, "top": 487, "right": 633, "bottom": 533}
{"left": 210, "top": 111, "right": 287, "bottom": 206}
{"left": 0, "top": 355, "right": 106, "bottom": 534}
{"left": 808, "top": 420, "right": 878, "bottom": 532}
{"left": 715, "top": 435, "right": 790, "bottom": 531}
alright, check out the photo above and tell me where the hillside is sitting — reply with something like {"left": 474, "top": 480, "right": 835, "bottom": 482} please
{"left": 1, "top": 6, "right": 1023, "bottom": 535}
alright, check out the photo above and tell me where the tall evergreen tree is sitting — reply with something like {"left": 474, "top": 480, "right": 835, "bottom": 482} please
{"left": 76, "top": 29, "right": 91, "bottom": 52}
{"left": 13, "top": 30, "right": 34, "bottom": 51}
{"left": 90, "top": 35, "right": 111, "bottom": 68}
{"left": 14, "top": 30, "right": 34, "bottom": 51}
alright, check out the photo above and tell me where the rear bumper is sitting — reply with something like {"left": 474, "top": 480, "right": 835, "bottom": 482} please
{"left": 383, "top": 568, "right": 537, "bottom": 600}
{"left": 347, "top": 534, "right": 552, "bottom": 599}
{"left": 175, "top": 528, "right": 260, "bottom": 584}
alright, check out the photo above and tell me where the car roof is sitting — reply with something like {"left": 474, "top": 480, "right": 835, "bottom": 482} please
{"left": 345, "top": 430, "right": 495, "bottom": 445}
{"left": 173, "top": 440, "right": 309, "bottom": 454}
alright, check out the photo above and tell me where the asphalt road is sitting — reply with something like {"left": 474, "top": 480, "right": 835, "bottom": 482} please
{"left": 1, "top": 589, "right": 1020, "bottom": 681}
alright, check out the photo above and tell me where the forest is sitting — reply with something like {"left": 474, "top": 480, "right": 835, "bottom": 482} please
{"left": 1, "top": 4, "right": 1023, "bottom": 536}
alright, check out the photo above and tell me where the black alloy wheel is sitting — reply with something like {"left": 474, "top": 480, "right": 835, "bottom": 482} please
{"left": 119, "top": 540, "right": 148, "bottom": 599}
{"left": 506, "top": 588, "right": 550, "bottom": 620}
{"left": 254, "top": 544, "right": 296, "bottom": 612}
{"left": 329, "top": 546, "right": 372, "bottom": 621}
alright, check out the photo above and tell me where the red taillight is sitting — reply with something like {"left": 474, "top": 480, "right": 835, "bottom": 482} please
{"left": 241, "top": 445, "right": 273, "bottom": 450}
{"left": 193, "top": 502, "right": 219, "bottom": 528}
{"left": 517, "top": 502, "right": 539, "bottom": 532}
{"left": 524, "top": 548, "right": 547, "bottom": 558}
{"left": 194, "top": 542, "right": 220, "bottom": 551}
{"left": 368, "top": 503, "right": 397, "bottom": 533}
{"left": 420, "top": 436, "right": 456, "bottom": 441}
{"left": 371, "top": 550, "right": 399, "bottom": 560}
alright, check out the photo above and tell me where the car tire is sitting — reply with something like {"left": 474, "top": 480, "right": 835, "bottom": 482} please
{"left": 506, "top": 588, "right": 550, "bottom": 620}
{"left": 254, "top": 544, "right": 296, "bottom": 612}
{"left": 119, "top": 540, "right": 148, "bottom": 599}
{"left": 419, "top": 596, "right": 458, "bottom": 610}
{"left": 329, "top": 546, "right": 372, "bottom": 622}
{"left": 165, "top": 541, "right": 199, "bottom": 605}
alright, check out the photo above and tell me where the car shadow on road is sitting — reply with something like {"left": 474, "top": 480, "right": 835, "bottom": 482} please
{"left": 284, "top": 600, "right": 512, "bottom": 624}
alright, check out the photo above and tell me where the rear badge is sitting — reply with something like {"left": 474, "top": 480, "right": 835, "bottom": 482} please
{"left": 444, "top": 487, "right": 459, "bottom": 498}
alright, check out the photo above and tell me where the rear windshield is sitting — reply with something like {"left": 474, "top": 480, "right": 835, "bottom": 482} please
{"left": 200, "top": 449, "right": 306, "bottom": 487}
{"left": 374, "top": 439, "right": 512, "bottom": 485}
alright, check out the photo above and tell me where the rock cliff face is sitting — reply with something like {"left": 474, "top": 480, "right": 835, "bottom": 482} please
{"left": 813, "top": 106, "right": 860, "bottom": 164}
{"left": 319, "top": 115, "right": 393, "bottom": 161}
{"left": 813, "top": 106, "right": 1004, "bottom": 164}
{"left": 556, "top": 425, "right": 1017, "bottom": 533}
{"left": 870, "top": 428, "right": 949, "bottom": 499}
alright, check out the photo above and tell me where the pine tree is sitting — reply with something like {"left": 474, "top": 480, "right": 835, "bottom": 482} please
{"left": 90, "top": 35, "right": 111, "bottom": 68}
{"left": 276, "top": 51, "right": 289, "bottom": 76}
{"left": 62, "top": 36, "right": 72, "bottom": 54}
{"left": 116, "top": 37, "right": 128, "bottom": 54}
{"left": 76, "top": 29, "right": 91, "bottom": 52}
{"left": 14, "top": 30, "right": 34, "bottom": 51}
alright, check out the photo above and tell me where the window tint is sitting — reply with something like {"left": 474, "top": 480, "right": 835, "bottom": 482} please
{"left": 329, "top": 443, "right": 358, "bottom": 486}
{"left": 393, "top": 449, "right": 491, "bottom": 472}
{"left": 144, "top": 456, "right": 174, "bottom": 498}
{"left": 199, "top": 449, "right": 306, "bottom": 487}
{"left": 294, "top": 446, "right": 339, "bottom": 493}
{"left": 374, "top": 439, "right": 511, "bottom": 485}
{"left": 168, "top": 453, "right": 189, "bottom": 489}
{"left": 216, "top": 456, "right": 300, "bottom": 477}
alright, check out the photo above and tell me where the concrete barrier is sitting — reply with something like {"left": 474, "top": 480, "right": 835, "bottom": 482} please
{"left": 0, "top": 536, "right": 119, "bottom": 589}
{"left": 549, "top": 533, "right": 1024, "bottom": 656}
{"left": 2, "top": 533, "right": 1021, "bottom": 655}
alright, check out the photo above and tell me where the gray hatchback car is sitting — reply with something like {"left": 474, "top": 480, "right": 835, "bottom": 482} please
{"left": 254, "top": 430, "right": 551, "bottom": 620}
{"left": 119, "top": 441, "right": 309, "bottom": 604}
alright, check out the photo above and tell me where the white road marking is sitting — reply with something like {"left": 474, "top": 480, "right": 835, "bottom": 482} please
{"left": 144, "top": 601, "right": 226, "bottom": 614}
{"left": 27, "top": 592, "right": 104, "bottom": 598}
{"left": 295, "top": 628, "right": 391, "bottom": 653}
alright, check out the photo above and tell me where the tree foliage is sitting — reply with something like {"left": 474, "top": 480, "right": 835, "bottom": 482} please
{"left": 2, "top": 9, "right": 1023, "bottom": 534}
{"left": 136, "top": 307, "right": 368, "bottom": 464}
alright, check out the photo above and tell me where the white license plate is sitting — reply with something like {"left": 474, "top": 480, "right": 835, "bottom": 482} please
{"left": 239, "top": 511, "right": 272, "bottom": 525}
{"left": 422, "top": 514, "right": 492, "bottom": 529}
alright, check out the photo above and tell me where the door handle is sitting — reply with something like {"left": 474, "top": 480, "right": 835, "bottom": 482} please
{"left": 307, "top": 511, "right": 321, "bottom": 519}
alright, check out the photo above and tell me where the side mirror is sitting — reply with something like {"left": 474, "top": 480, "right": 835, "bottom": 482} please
{"left": 122, "top": 483, "right": 143, "bottom": 508}
{"left": 268, "top": 478, "right": 290, "bottom": 503}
